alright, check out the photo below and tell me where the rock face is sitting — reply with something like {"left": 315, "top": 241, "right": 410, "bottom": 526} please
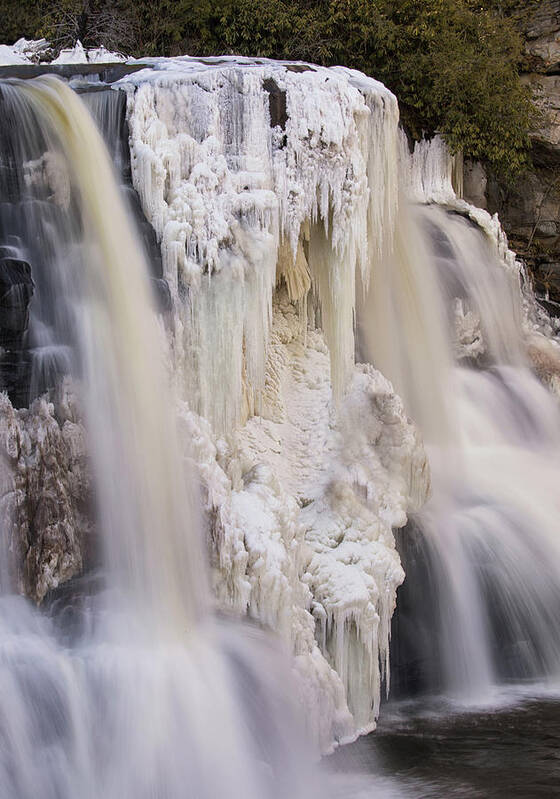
{"left": 463, "top": 2, "right": 560, "bottom": 309}
{"left": 524, "top": 0, "right": 560, "bottom": 71}
{"left": 0, "top": 257, "right": 34, "bottom": 408}
{"left": 0, "top": 380, "right": 91, "bottom": 603}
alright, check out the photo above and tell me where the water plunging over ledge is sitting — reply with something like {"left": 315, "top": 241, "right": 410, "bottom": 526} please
{"left": 1, "top": 56, "right": 560, "bottom": 799}
{"left": 0, "top": 76, "right": 320, "bottom": 799}
{"left": 361, "top": 201, "right": 560, "bottom": 701}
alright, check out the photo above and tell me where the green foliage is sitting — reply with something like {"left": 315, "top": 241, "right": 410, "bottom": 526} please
{"left": 0, "top": 0, "right": 536, "bottom": 177}
{"left": 0, "top": 0, "right": 48, "bottom": 43}
{"left": 147, "top": 0, "right": 534, "bottom": 178}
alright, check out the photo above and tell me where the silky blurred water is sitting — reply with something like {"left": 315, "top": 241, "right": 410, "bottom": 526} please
{"left": 0, "top": 77, "right": 322, "bottom": 799}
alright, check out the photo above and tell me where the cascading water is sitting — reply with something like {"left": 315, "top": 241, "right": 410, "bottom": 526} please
{"left": 2, "top": 46, "right": 559, "bottom": 797}
{"left": 0, "top": 76, "right": 320, "bottom": 798}
{"left": 361, "top": 194, "right": 560, "bottom": 700}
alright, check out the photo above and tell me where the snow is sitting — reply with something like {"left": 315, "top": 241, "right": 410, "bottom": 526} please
{"left": 53, "top": 41, "right": 126, "bottom": 64}
{"left": 0, "top": 38, "right": 125, "bottom": 66}
{"left": 0, "top": 38, "right": 51, "bottom": 64}
{"left": 0, "top": 45, "right": 29, "bottom": 65}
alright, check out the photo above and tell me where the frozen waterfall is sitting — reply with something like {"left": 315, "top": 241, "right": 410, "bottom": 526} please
{"left": 0, "top": 48, "right": 560, "bottom": 798}
{"left": 118, "top": 58, "right": 424, "bottom": 743}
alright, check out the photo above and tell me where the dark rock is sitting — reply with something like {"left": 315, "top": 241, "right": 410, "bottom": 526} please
{"left": 0, "top": 352, "right": 32, "bottom": 409}
{"left": 78, "top": 87, "right": 165, "bottom": 283}
{"left": 390, "top": 522, "right": 444, "bottom": 697}
{"left": 0, "top": 62, "right": 147, "bottom": 83}
{"left": 531, "top": 137, "right": 560, "bottom": 169}
{"left": 79, "top": 86, "right": 132, "bottom": 180}
{"left": 122, "top": 186, "right": 163, "bottom": 279}
{"left": 151, "top": 277, "right": 172, "bottom": 312}
{"left": 0, "top": 258, "right": 34, "bottom": 336}
{"left": 536, "top": 295, "right": 560, "bottom": 316}
{"left": 263, "top": 78, "right": 288, "bottom": 130}
{"left": 532, "top": 258, "right": 560, "bottom": 305}
{"left": 285, "top": 64, "right": 315, "bottom": 73}
{"left": 0, "top": 257, "right": 34, "bottom": 406}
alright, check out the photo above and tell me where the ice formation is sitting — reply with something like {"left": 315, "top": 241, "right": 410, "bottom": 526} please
{"left": 112, "top": 58, "right": 427, "bottom": 745}
{"left": 0, "top": 38, "right": 125, "bottom": 66}
{"left": 0, "top": 379, "right": 89, "bottom": 602}
{"left": 179, "top": 289, "right": 427, "bottom": 746}
{"left": 122, "top": 58, "right": 399, "bottom": 425}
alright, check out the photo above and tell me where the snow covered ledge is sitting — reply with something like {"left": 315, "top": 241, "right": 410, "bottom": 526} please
{"left": 111, "top": 57, "right": 430, "bottom": 751}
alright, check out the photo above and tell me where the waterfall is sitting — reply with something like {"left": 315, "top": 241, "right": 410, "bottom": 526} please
{"left": 13, "top": 75, "right": 209, "bottom": 626}
{"left": 361, "top": 143, "right": 560, "bottom": 699}
{"left": 3, "top": 51, "right": 559, "bottom": 790}
{"left": 0, "top": 76, "right": 320, "bottom": 797}
{"left": 0, "top": 57, "right": 429, "bottom": 758}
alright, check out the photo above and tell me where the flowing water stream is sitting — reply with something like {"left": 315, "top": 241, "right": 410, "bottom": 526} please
{"left": 361, "top": 202, "right": 560, "bottom": 700}
{"left": 0, "top": 76, "right": 320, "bottom": 799}
{"left": 1, "top": 69, "right": 560, "bottom": 799}
{"left": 344, "top": 199, "right": 560, "bottom": 795}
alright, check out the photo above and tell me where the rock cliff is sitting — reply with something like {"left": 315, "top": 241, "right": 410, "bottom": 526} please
{"left": 464, "top": 1, "right": 560, "bottom": 310}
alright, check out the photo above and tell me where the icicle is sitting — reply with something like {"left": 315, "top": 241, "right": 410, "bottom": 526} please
{"left": 120, "top": 57, "right": 425, "bottom": 748}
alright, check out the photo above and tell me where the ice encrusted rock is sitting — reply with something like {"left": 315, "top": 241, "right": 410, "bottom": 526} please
{"left": 106, "top": 58, "right": 431, "bottom": 749}
{"left": 0, "top": 38, "right": 51, "bottom": 65}
{"left": 120, "top": 58, "right": 399, "bottom": 431}
{"left": 0, "top": 379, "right": 90, "bottom": 602}
{"left": 175, "top": 288, "right": 429, "bottom": 750}
{"left": 112, "top": 59, "right": 429, "bottom": 747}
{"left": 0, "top": 38, "right": 125, "bottom": 66}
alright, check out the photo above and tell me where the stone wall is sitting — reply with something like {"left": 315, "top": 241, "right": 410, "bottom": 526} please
{"left": 463, "top": 1, "right": 560, "bottom": 309}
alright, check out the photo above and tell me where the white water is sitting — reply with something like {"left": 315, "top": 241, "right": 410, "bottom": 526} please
{"left": 361, "top": 190, "right": 560, "bottom": 700}
{"left": 0, "top": 77, "right": 320, "bottom": 797}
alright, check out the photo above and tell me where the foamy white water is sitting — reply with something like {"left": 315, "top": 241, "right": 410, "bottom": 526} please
{"left": 361, "top": 183, "right": 560, "bottom": 700}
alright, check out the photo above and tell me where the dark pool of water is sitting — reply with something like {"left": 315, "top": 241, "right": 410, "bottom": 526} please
{"left": 328, "top": 693, "right": 560, "bottom": 798}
